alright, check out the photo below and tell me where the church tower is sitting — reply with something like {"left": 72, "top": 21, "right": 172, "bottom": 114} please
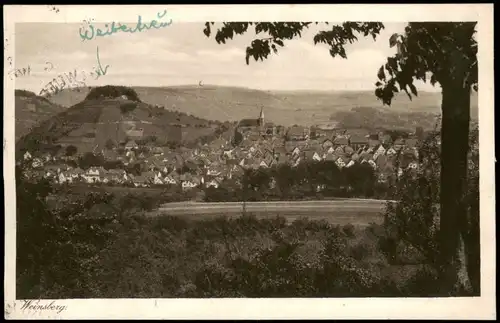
{"left": 258, "top": 106, "right": 265, "bottom": 127}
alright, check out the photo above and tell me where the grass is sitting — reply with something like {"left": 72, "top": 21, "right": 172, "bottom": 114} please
{"left": 16, "top": 176, "right": 448, "bottom": 299}
{"left": 150, "top": 210, "right": 384, "bottom": 226}
{"left": 19, "top": 210, "right": 431, "bottom": 298}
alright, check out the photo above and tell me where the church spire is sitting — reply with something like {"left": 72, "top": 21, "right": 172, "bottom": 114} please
{"left": 258, "top": 106, "right": 264, "bottom": 126}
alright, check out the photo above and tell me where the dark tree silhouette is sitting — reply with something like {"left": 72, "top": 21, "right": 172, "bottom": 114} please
{"left": 65, "top": 145, "right": 78, "bottom": 157}
{"left": 375, "top": 23, "right": 478, "bottom": 295}
{"left": 203, "top": 21, "right": 478, "bottom": 294}
{"left": 104, "top": 139, "right": 116, "bottom": 150}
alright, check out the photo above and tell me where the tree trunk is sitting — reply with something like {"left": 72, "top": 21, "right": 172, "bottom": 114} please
{"left": 438, "top": 78, "right": 472, "bottom": 295}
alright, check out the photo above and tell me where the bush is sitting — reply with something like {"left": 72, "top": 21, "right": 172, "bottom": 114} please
{"left": 65, "top": 145, "right": 78, "bottom": 157}
{"left": 120, "top": 102, "right": 138, "bottom": 114}
{"left": 342, "top": 223, "right": 356, "bottom": 238}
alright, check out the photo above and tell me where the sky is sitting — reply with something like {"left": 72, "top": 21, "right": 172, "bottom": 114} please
{"left": 13, "top": 20, "right": 439, "bottom": 94}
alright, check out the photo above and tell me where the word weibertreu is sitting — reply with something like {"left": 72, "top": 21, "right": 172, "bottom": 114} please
{"left": 79, "top": 9, "right": 172, "bottom": 41}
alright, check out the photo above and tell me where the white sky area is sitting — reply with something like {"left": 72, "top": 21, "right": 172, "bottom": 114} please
{"left": 14, "top": 20, "right": 440, "bottom": 93}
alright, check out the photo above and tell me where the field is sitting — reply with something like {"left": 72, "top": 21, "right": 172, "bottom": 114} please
{"left": 151, "top": 200, "right": 387, "bottom": 226}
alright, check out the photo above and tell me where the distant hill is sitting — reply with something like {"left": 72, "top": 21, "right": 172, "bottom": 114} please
{"left": 15, "top": 89, "right": 67, "bottom": 141}
{"left": 16, "top": 86, "right": 222, "bottom": 155}
{"left": 331, "top": 106, "right": 441, "bottom": 131}
{"left": 46, "top": 85, "right": 479, "bottom": 127}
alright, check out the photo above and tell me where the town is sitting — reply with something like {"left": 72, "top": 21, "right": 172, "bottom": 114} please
{"left": 19, "top": 104, "right": 428, "bottom": 194}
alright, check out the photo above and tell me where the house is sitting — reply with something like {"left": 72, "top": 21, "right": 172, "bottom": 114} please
{"left": 344, "top": 146, "right": 354, "bottom": 155}
{"left": 206, "top": 167, "right": 222, "bottom": 176}
{"left": 83, "top": 167, "right": 101, "bottom": 183}
{"left": 361, "top": 153, "right": 374, "bottom": 164}
{"left": 312, "top": 151, "right": 322, "bottom": 162}
{"left": 334, "top": 146, "right": 344, "bottom": 155}
{"left": 378, "top": 162, "right": 396, "bottom": 183}
{"left": 386, "top": 147, "right": 397, "bottom": 157}
{"left": 322, "top": 139, "right": 334, "bottom": 150}
{"left": 223, "top": 149, "right": 234, "bottom": 159}
{"left": 125, "top": 140, "right": 139, "bottom": 151}
{"left": 349, "top": 135, "right": 368, "bottom": 150}
{"left": 69, "top": 168, "right": 84, "bottom": 182}
{"left": 181, "top": 176, "right": 198, "bottom": 190}
{"left": 407, "top": 161, "right": 419, "bottom": 170}
{"left": 57, "top": 172, "right": 67, "bottom": 184}
{"left": 372, "top": 145, "right": 387, "bottom": 160}
{"left": 259, "top": 160, "right": 269, "bottom": 168}
{"left": 393, "top": 138, "right": 405, "bottom": 150}
{"left": 286, "top": 126, "right": 310, "bottom": 141}
{"left": 253, "top": 149, "right": 264, "bottom": 159}
{"left": 133, "top": 175, "right": 148, "bottom": 187}
{"left": 376, "top": 154, "right": 389, "bottom": 169}
{"left": 291, "top": 156, "right": 302, "bottom": 167}
{"left": 206, "top": 178, "right": 220, "bottom": 188}
{"left": 151, "top": 146, "right": 166, "bottom": 155}
{"left": 379, "top": 133, "right": 392, "bottom": 145}
{"left": 277, "top": 154, "right": 289, "bottom": 165}
{"left": 345, "top": 160, "right": 355, "bottom": 168}
{"left": 405, "top": 138, "right": 418, "bottom": 149}
{"left": 23, "top": 151, "right": 32, "bottom": 161}
{"left": 335, "top": 157, "right": 347, "bottom": 169}
{"left": 42, "top": 153, "right": 54, "bottom": 163}
{"left": 153, "top": 172, "right": 164, "bottom": 185}
{"left": 333, "top": 136, "right": 349, "bottom": 147}
{"left": 324, "top": 153, "right": 336, "bottom": 162}
{"left": 264, "top": 122, "right": 277, "bottom": 137}
{"left": 368, "top": 159, "right": 377, "bottom": 169}
{"left": 314, "top": 122, "right": 338, "bottom": 138}
{"left": 269, "top": 177, "right": 277, "bottom": 189}
{"left": 263, "top": 152, "right": 274, "bottom": 167}
{"left": 164, "top": 175, "right": 177, "bottom": 185}
{"left": 291, "top": 146, "right": 301, "bottom": 157}
{"left": 368, "top": 139, "right": 381, "bottom": 148}
{"left": 31, "top": 157, "right": 44, "bottom": 168}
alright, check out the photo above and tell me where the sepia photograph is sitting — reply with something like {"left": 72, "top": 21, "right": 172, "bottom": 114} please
{"left": 4, "top": 4, "right": 495, "bottom": 320}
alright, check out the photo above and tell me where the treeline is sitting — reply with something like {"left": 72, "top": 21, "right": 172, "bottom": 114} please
{"left": 16, "top": 161, "right": 439, "bottom": 298}
{"left": 84, "top": 85, "right": 141, "bottom": 102}
{"left": 205, "top": 161, "right": 395, "bottom": 202}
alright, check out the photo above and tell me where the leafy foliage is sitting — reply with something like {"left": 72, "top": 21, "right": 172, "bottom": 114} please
{"left": 379, "top": 126, "right": 480, "bottom": 294}
{"left": 78, "top": 152, "right": 106, "bottom": 170}
{"left": 203, "top": 22, "right": 384, "bottom": 64}
{"left": 16, "top": 161, "right": 117, "bottom": 298}
{"left": 84, "top": 85, "right": 142, "bottom": 102}
{"left": 65, "top": 145, "right": 78, "bottom": 156}
{"left": 204, "top": 161, "right": 383, "bottom": 202}
{"left": 374, "top": 22, "right": 478, "bottom": 104}
{"left": 202, "top": 20, "right": 480, "bottom": 294}
{"left": 119, "top": 102, "right": 138, "bottom": 114}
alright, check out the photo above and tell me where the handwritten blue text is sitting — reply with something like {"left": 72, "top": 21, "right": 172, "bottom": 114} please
{"left": 79, "top": 10, "right": 172, "bottom": 41}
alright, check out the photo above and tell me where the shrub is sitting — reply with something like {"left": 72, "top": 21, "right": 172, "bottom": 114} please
{"left": 120, "top": 102, "right": 138, "bottom": 114}
{"left": 342, "top": 223, "right": 356, "bottom": 238}
{"left": 65, "top": 145, "right": 78, "bottom": 157}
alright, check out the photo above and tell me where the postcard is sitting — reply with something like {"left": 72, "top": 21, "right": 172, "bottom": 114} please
{"left": 3, "top": 4, "right": 496, "bottom": 320}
